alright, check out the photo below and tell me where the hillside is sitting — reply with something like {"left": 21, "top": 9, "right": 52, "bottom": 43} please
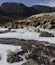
{"left": 29, "top": 12, "right": 55, "bottom": 29}
{"left": 13, "top": 12, "right": 55, "bottom": 29}
{"left": 0, "top": 2, "right": 55, "bottom": 22}
{"left": 32, "top": 5, "right": 55, "bottom": 13}
{"left": 0, "top": 2, "right": 36, "bottom": 20}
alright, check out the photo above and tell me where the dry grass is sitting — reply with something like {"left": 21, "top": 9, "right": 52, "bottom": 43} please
{"left": 15, "top": 19, "right": 34, "bottom": 23}
{"left": 14, "top": 12, "right": 55, "bottom": 23}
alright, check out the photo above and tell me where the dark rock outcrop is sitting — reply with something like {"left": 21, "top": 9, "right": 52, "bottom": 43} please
{"left": 39, "top": 31, "right": 54, "bottom": 37}
{"left": 7, "top": 51, "right": 23, "bottom": 63}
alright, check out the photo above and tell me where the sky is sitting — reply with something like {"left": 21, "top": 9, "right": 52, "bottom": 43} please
{"left": 0, "top": 0, "right": 55, "bottom": 7}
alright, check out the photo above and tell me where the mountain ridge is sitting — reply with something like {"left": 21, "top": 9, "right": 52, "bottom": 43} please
{"left": 0, "top": 2, "right": 55, "bottom": 23}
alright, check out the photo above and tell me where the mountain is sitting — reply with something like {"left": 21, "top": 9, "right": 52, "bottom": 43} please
{"left": 0, "top": 3, "right": 28, "bottom": 19}
{"left": 32, "top": 5, "right": 55, "bottom": 13}
{"left": 0, "top": 2, "right": 55, "bottom": 23}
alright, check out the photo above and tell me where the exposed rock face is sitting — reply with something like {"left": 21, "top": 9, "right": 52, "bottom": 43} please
{"left": 39, "top": 31, "right": 54, "bottom": 37}
{"left": 7, "top": 51, "right": 23, "bottom": 63}
{"left": 22, "top": 59, "right": 38, "bottom": 65}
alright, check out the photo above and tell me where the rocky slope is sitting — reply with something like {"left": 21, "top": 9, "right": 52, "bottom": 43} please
{"left": 9, "top": 12, "right": 55, "bottom": 29}
{"left": 29, "top": 12, "right": 55, "bottom": 29}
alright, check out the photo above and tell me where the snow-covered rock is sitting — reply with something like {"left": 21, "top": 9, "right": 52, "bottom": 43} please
{"left": 0, "top": 44, "right": 26, "bottom": 65}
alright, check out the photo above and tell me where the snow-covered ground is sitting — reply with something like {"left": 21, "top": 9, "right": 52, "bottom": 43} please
{"left": 0, "top": 27, "right": 55, "bottom": 44}
{"left": 0, "top": 44, "right": 26, "bottom": 65}
{"left": 0, "top": 28, "right": 8, "bottom": 31}
{"left": 0, "top": 27, "right": 55, "bottom": 65}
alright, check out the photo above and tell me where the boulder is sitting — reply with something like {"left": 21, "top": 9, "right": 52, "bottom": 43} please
{"left": 11, "top": 30, "right": 16, "bottom": 32}
{"left": 39, "top": 31, "right": 54, "bottom": 37}
{"left": 34, "top": 29, "right": 40, "bottom": 33}
{"left": 34, "top": 22, "right": 40, "bottom": 27}
{"left": 7, "top": 51, "right": 23, "bottom": 63}
{"left": 48, "top": 25, "right": 55, "bottom": 29}
{"left": 28, "top": 46, "right": 42, "bottom": 61}
{"left": 22, "top": 59, "right": 38, "bottom": 65}
{"left": 42, "top": 19, "right": 47, "bottom": 24}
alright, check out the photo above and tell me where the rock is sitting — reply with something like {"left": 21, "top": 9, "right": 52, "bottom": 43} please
{"left": 34, "top": 29, "right": 40, "bottom": 33}
{"left": 32, "top": 45, "right": 37, "bottom": 48}
{"left": 42, "top": 19, "right": 47, "bottom": 24}
{"left": 8, "top": 28, "right": 11, "bottom": 31}
{"left": 50, "top": 50, "right": 55, "bottom": 57}
{"left": 42, "top": 24, "right": 47, "bottom": 28}
{"left": 52, "top": 60, "right": 55, "bottom": 65}
{"left": 48, "top": 25, "right": 55, "bottom": 29}
{"left": 28, "top": 51, "right": 38, "bottom": 61}
{"left": 49, "top": 57, "right": 55, "bottom": 65}
{"left": 22, "top": 43, "right": 32, "bottom": 53}
{"left": 11, "top": 30, "right": 16, "bottom": 32}
{"left": 7, "top": 51, "right": 23, "bottom": 63}
{"left": 50, "top": 21, "right": 55, "bottom": 24}
{"left": 39, "top": 31, "right": 54, "bottom": 37}
{"left": 22, "top": 43, "right": 41, "bottom": 59}
{"left": 34, "top": 22, "right": 40, "bottom": 27}
{"left": 22, "top": 59, "right": 38, "bottom": 65}
{"left": 28, "top": 46, "right": 42, "bottom": 61}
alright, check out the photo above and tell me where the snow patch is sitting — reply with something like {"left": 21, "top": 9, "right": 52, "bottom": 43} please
{"left": 0, "top": 28, "right": 55, "bottom": 44}
{"left": 0, "top": 44, "right": 26, "bottom": 65}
